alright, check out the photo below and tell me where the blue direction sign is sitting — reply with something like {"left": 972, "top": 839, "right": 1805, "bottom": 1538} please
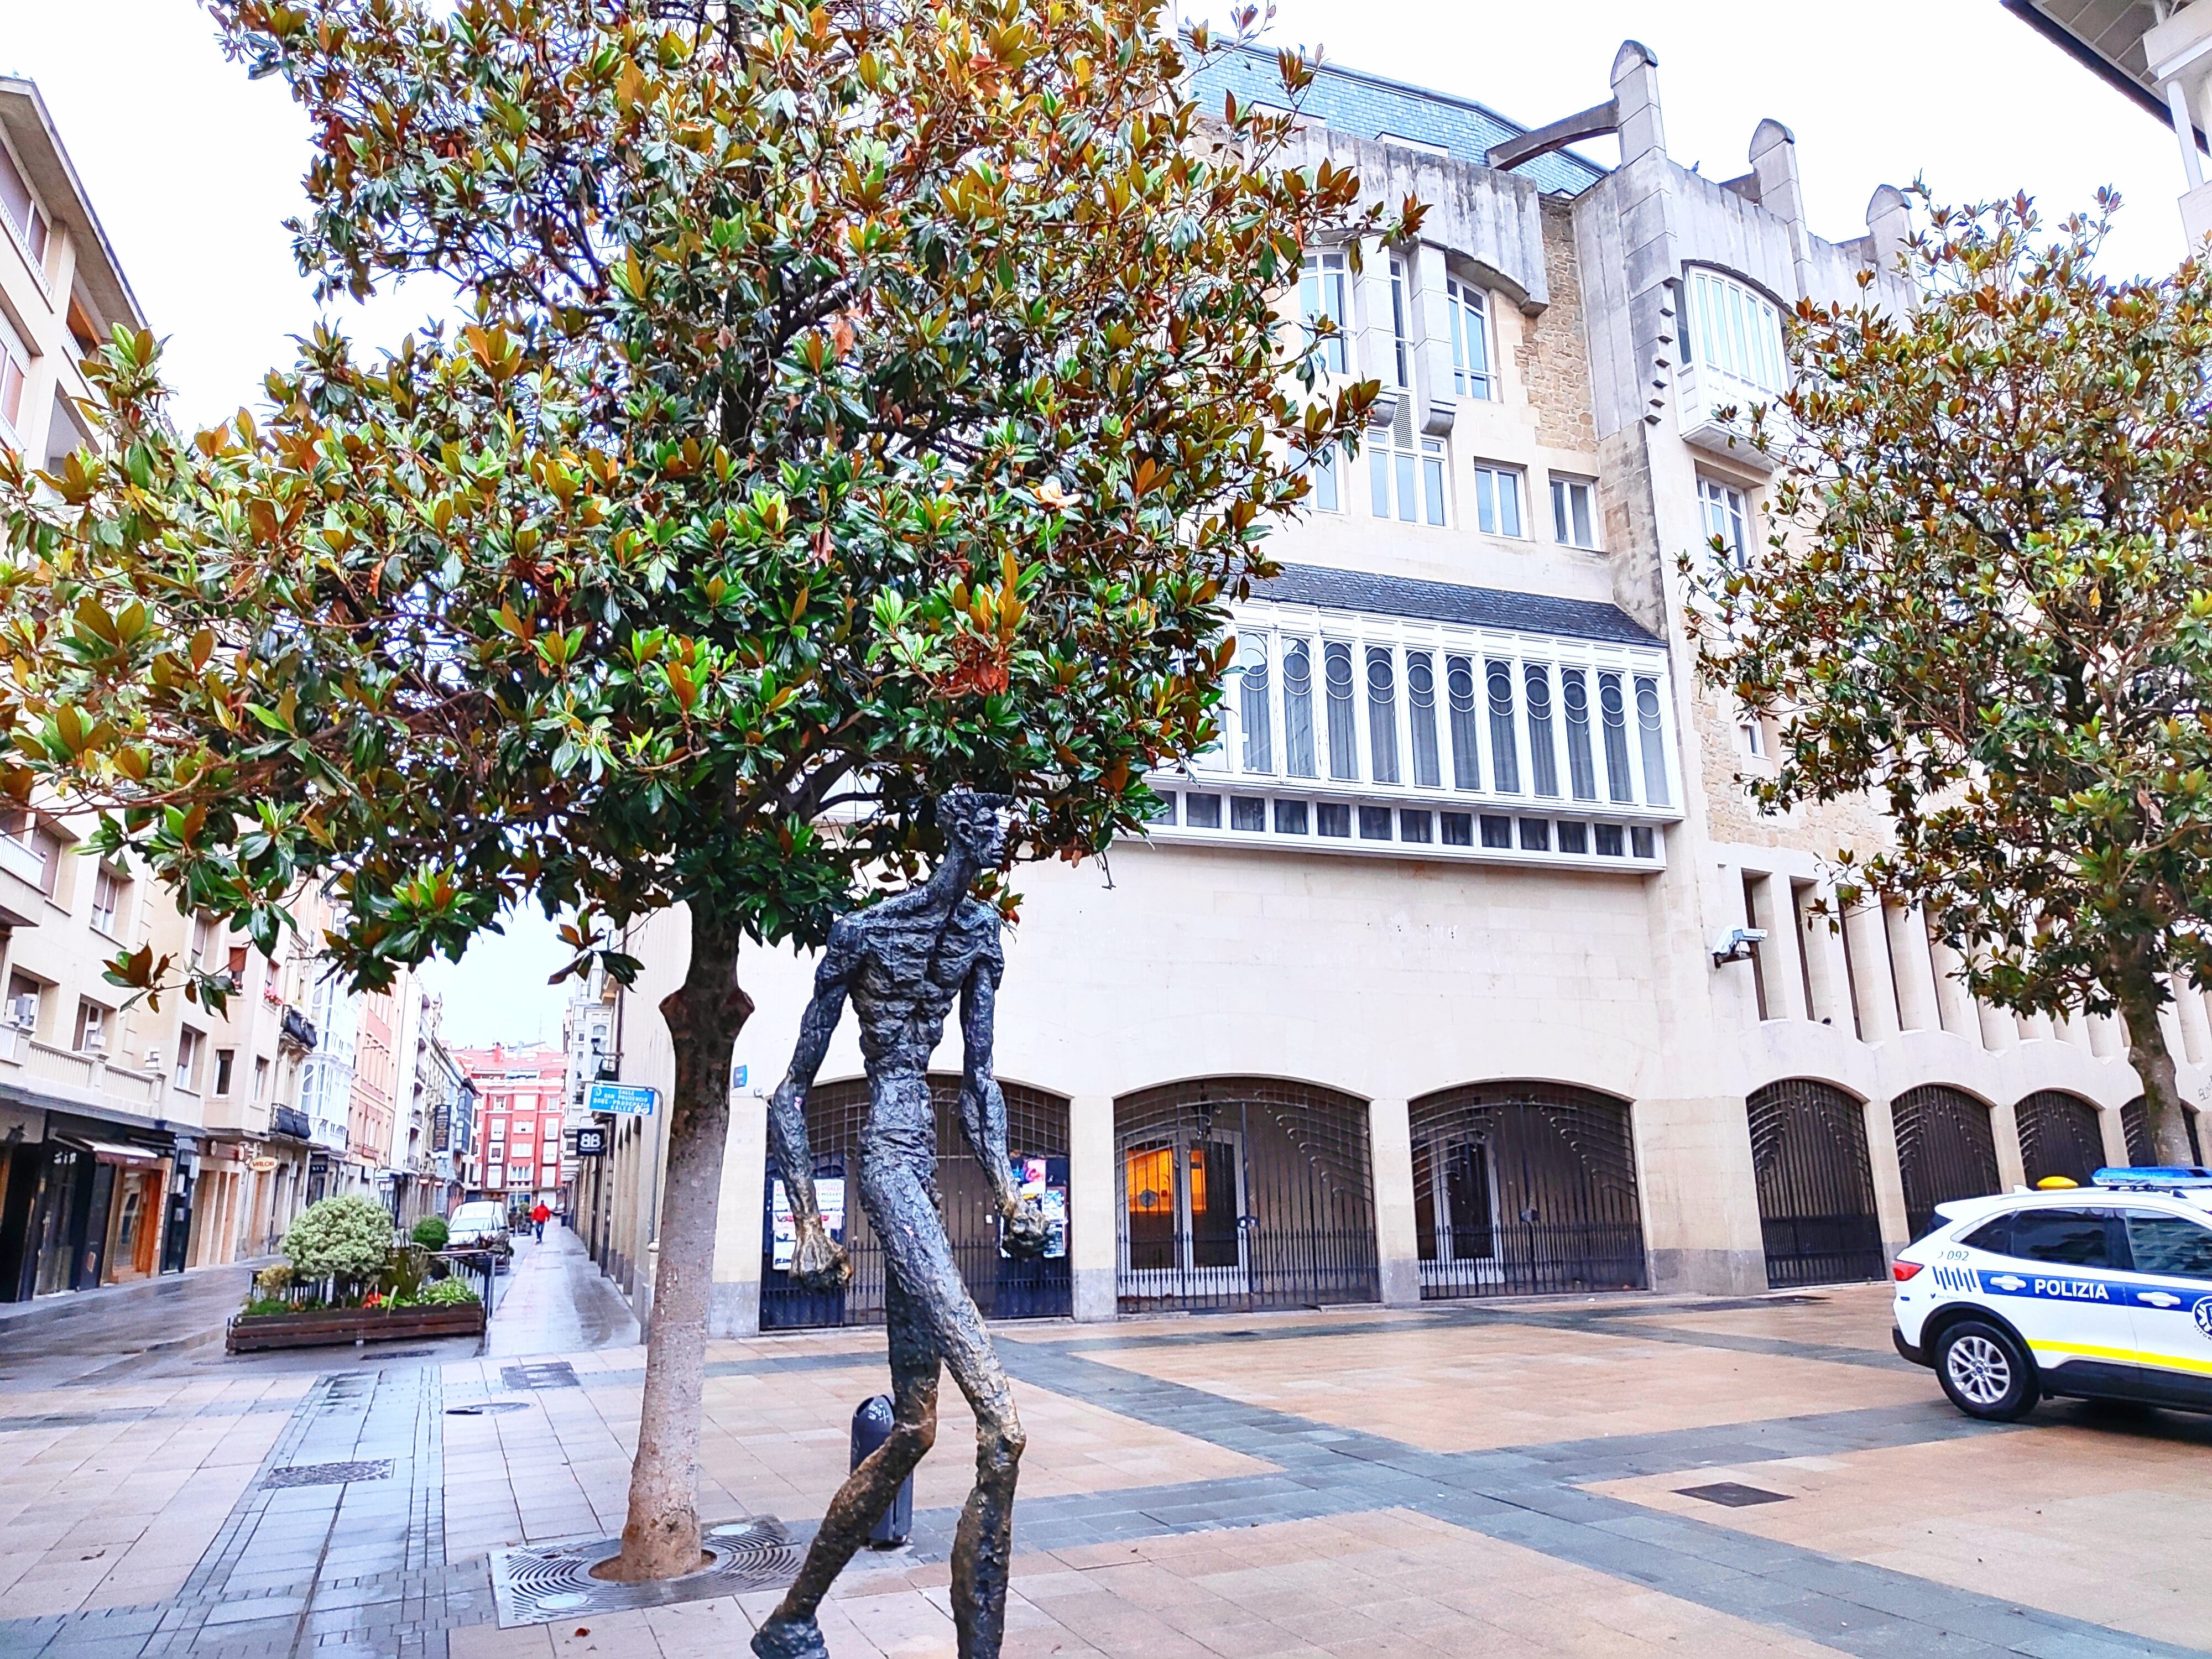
{"left": 587, "top": 1081, "right": 658, "bottom": 1117}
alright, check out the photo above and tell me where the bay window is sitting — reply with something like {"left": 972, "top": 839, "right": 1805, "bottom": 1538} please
{"left": 1686, "top": 268, "right": 1787, "bottom": 396}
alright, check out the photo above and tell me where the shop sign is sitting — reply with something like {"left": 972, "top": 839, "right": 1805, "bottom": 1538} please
{"left": 249, "top": 1156, "right": 278, "bottom": 1173}
{"left": 586, "top": 1081, "right": 657, "bottom": 1117}
{"left": 574, "top": 1126, "right": 607, "bottom": 1157}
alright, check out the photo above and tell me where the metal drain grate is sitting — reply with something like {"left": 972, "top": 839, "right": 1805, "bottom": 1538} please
{"left": 491, "top": 1517, "right": 801, "bottom": 1626}
{"left": 1676, "top": 1481, "right": 1792, "bottom": 1507}
{"left": 263, "top": 1459, "right": 394, "bottom": 1489}
{"left": 501, "top": 1362, "right": 580, "bottom": 1391}
{"left": 447, "top": 1401, "right": 534, "bottom": 1416}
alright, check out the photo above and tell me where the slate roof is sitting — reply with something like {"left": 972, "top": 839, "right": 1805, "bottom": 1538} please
{"left": 1185, "top": 45, "right": 1608, "bottom": 198}
{"left": 1254, "top": 563, "right": 1662, "bottom": 649}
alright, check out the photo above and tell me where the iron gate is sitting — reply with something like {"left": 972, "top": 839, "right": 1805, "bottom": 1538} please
{"left": 2015, "top": 1091, "right": 2106, "bottom": 1187}
{"left": 2120, "top": 1094, "right": 2204, "bottom": 1166}
{"left": 1115, "top": 1078, "right": 1378, "bottom": 1313}
{"left": 760, "top": 1076, "right": 1071, "bottom": 1329}
{"left": 1407, "top": 1083, "right": 1646, "bottom": 1298}
{"left": 1891, "top": 1084, "right": 2000, "bottom": 1239}
{"left": 1746, "top": 1081, "right": 1884, "bottom": 1288}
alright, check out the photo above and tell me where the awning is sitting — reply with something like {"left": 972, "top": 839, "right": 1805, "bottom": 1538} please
{"left": 75, "top": 1139, "right": 165, "bottom": 1166}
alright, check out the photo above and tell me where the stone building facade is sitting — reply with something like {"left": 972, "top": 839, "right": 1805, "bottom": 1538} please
{"left": 580, "top": 41, "right": 2194, "bottom": 1337}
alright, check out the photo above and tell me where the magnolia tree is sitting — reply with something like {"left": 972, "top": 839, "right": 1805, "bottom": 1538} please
{"left": 1693, "top": 190, "right": 2212, "bottom": 1168}
{"left": 1, "top": 0, "right": 1408, "bottom": 1581}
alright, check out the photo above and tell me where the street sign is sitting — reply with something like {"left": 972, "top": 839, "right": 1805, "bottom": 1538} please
{"left": 586, "top": 1081, "right": 658, "bottom": 1117}
{"left": 732, "top": 1064, "right": 748, "bottom": 1088}
{"left": 574, "top": 1126, "right": 608, "bottom": 1157}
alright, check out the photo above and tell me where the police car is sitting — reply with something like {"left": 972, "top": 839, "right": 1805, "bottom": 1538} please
{"left": 1893, "top": 1168, "right": 2212, "bottom": 1421}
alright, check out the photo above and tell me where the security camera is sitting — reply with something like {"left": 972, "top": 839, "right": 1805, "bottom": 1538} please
{"left": 1711, "top": 926, "right": 1766, "bottom": 966}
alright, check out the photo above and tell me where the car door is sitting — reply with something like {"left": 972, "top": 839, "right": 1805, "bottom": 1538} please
{"left": 2114, "top": 1206, "right": 2212, "bottom": 1408}
{"left": 1976, "top": 1206, "right": 2127, "bottom": 1392}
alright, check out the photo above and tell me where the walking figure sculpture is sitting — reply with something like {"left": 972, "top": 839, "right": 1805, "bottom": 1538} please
{"left": 752, "top": 789, "right": 1048, "bottom": 1659}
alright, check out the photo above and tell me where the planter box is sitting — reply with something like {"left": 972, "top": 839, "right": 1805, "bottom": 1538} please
{"left": 226, "top": 1302, "right": 485, "bottom": 1353}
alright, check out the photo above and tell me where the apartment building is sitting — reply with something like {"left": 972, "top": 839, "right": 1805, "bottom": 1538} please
{"left": 452, "top": 1044, "right": 568, "bottom": 1215}
{"left": 577, "top": 39, "right": 2197, "bottom": 1339}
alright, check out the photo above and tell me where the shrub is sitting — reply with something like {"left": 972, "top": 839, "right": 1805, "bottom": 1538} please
{"left": 281, "top": 1196, "right": 395, "bottom": 1282}
{"left": 253, "top": 1262, "right": 292, "bottom": 1295}
{"left": 415, "top": 1278, "right": 480, "bottom": 1307}
{"left": 411, "top": 1215, "right": 449, "bottom": 1251}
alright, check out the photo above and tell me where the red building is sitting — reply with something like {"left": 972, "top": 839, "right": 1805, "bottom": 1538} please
{"left": 451, "top": 1042, "right": 568, "bottom": 1213}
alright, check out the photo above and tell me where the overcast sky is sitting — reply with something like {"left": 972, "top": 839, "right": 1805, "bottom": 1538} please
{"left": 0, "top": 0, "right": 2179, "bottom": 1040}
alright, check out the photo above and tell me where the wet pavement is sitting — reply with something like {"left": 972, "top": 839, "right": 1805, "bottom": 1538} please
{"left": 484, "top": 1228, "right": 637, "bottom": 1359}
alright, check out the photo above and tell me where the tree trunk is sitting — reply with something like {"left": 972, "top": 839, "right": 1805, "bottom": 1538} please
{"left": 2114, "top": 948, "right": 2198, "bottom": 1168}
{"left": 606, "top": 906, "right": 753, "bottom": 1583}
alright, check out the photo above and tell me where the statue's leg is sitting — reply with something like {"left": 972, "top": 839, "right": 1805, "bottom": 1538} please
{"left": 749, "top": 1256, "right": 941, "bottom": 1659}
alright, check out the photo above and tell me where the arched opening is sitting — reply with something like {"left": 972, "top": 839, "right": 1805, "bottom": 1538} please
{"left": 1891, "top": 1084, "right": 2000, "bottom": 1239}
{"left": 760, "top": 1076, "right": 1071, "bottom": 1330}
{"left": 1114, "top": 1078, "right": 1377, "bottom": 1314}
{"left": 2015, "top": 1091, "right": 2106, "bottom": 1187}
{"left": 1407, "top": 1083, "right": 1645, "bottom": 1298}
{"left": 1746, "top": 1080, "right": 1884, "bottom": 1287}
{"left": 2121, "top": 1095, "right": 2205, "bottom": 1166}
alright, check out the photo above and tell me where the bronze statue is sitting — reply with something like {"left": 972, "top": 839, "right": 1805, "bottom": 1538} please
{"left": 752, "top": 789, "right": 1048, "bottom": 1659}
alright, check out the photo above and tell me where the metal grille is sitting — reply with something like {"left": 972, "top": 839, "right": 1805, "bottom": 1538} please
{"left": 760, "top": 1076, "right": 1070, "bottom": 1330}
{"left": 2015, "top": 1090, "right": 2106, "bottom": 1186}
{"left": 1746, "top": 1080, "right": 1885, "bottom": 1288}
{"left": 262, "top": 1460, "right": 392, "bottom": 1489}
{"left": 1892, "top": 1084, "right": 2001, "bottom": 1239}
{"left": 2120, "top": 1093, "right": 2204, "bottom": 1165}
{"left": 1407, "top": 1083, "right": 1646, "bottom": 1299}
{"left": 1115, "top": 1078, "right": 1379, "bottom": 1314}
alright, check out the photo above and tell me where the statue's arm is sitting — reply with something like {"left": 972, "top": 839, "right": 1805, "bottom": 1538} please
{"left": 958, "top": 938, "right": 1049, "bottom": 1258}
{"left": 768, "top": 918, "right": 859, "bottom": 1287}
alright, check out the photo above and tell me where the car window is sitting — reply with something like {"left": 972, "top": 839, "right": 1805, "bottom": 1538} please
{"left": 2007, "top": 1208, "right": 2110, "bottom": 1269}
{"left": 1960, "top": 1214, "right": 2012, "bottom": 1255}
{"left": 2125, "top": 1213, "right": 2212, "bottom": 1281}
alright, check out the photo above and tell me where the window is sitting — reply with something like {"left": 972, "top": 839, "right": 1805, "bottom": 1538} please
{"left": 1369, "top": 431, "right": 1448, "bottom": 525}
{"left": 1236, "top": 638, "right": 1272, "bottom": 774}
{"left": 1551, "top": 477, "right": 1598, "bottom": 549}
{"left": 1485, "top": 661, "right": 1519, "bottom": 794}
{"left": 0, "top": 310, "right": 27, "bottom": 442}
{"left": 1561, "top": 670, "right": 1598, "bottom": 801}
{"left": 1700, "top": 479, "right": 1751, "bottom": 570}
{"left": 1598, "top": 672, "right": 1634, "bottom": 803}
{"left": 1323, "top": 643, "right": 1358, "bottom": 780}
{"left": 1524, "top": 666, "right": 1559, "bottom": 798}
{"left": 1445, "top": 658, "right": 1481, "bottom": 791}
{"left": 175, "top": 1027, "right": 202, "bottom": 1091}
{"left": 2006, "top": 1208, "right": 2110, "bottom": 1269}
{"left": 1447, "top": 276, "right": 1491, "bottom": 400}
{"left": 254, "top": 1056, "right": 269, "bottom": 1100}
{"left": 91, "top": 866, "right": 126, "bottom": 937}
{"left": 1405, "top": 653, "right": 1441, "bottom": 787}
{"left": 2125, "top": 1213, "right": 2212, "bottom": 1280}
{"left": 1365, "top": 648, "right": 1399, "bottom": 785}
{"left": 491, "top": 1119, "right": 507, "bottom": 1141}
{"left": 191, "top": 915, "right": 215, "bottom": 968}
{"left": 0, "top": 135, "right": 49, "bottom": 270}
{"left": 1740, "top": 707, "right": 1766, "bottom": 758}
{"left": 226, "top": 945, "right": 250, "bottom": 990}
{"left": 1470, "top": 463, "right": 1522, "bottom": 538}
{"left": 1387, "top": 257, "right": 1412, "bottom": 390}
{"left": 74, "top": 999, "right": 108, "bottom": 1053}
{"left": 1635, "top": 676, "right": 1670, "bottom": 807}
{"left": 1301, "top": 445, "right": 1344, "bottom": 513}
{"left": 1300, "top": 251, "right": 1350, "bottom": 375}
{"left": 1281, "top": 641, "right": 1316, "bottom": 778}
{"left": 1686, "top": 268, "right": 1786, "bottom": 394}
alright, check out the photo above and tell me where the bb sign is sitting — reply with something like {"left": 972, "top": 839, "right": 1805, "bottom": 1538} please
{"left": 573, "top": 1126, "right": 608, "bottom": 1157}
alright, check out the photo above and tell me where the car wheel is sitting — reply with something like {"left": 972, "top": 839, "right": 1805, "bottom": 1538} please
{"left": 1935, "top": 1319, "right": 2037, "bottom": 1421}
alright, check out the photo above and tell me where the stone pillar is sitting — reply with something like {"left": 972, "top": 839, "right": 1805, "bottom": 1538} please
{"left": 1884, "top": 902, "right": 1939, "bottom": 1033}
{"left": 1990, "top": 1099, "right": 2027, "bottom": 1193}
{"left": 2088, "top": 1011, "right": 2125, "bottom": 1061}
{"left": 709, "top": 1091, "right": 766, "bottom": 1337}
{"left": 1068, "top": 1094, "right": 1117, "bottom": 1323}
{"left": 1927, "top": 931, "right": 1979, "bottom": 1044}
{"left": 1843, "top": 902, "right": 1900, "bottom": 1043}
{"left": 1749, "top": 874, "right": 1806, "bottom": 1021}
{"left": 2099, "top": 1107, "right": 2131, "bottom": 1170}
{"left": 1795, "top": 882, "right": 1850, "bottom": 1030}
{"left": 1368, "top": 1098, "right": 1421, "bottom": 1307}
{"left": 1864, "top": 184, "right": 1913, "bottom": 273}
{"left": 1864, "top": 1093, "right": 1909, "bottom": 1262}
{"left": 1747, "top": 118, "right": 1810, "bottom": 299}
{"left": 1611, "top": 40, "right": 1666, "bottom": 165}
{"left": 2174, "top": 980, "right": 2212, "bottom": 1067}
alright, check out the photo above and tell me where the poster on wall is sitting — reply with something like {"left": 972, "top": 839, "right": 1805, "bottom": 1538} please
{"left": 1003, "top": 1155, "right": 1068, "bottom": 1259}
{"left": 770, "top": 1175, "right": 846, "bottom": 1270}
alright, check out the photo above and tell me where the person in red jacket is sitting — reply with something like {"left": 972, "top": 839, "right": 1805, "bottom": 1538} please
{"left": 529, "top": 1200, "right": 550, "bottom": 1243}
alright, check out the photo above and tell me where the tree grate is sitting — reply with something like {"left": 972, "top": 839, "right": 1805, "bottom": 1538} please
{"left": 262, "top": 1459, "right": 394, "bottom": 1489}
{"left": 491, "top": 1517, "right": 801, "bottom": 1627}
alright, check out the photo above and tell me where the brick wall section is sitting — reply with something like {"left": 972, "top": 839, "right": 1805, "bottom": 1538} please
{"left": 1693, "top": 683, "right": 1896, "bottom": 853}
{"left": 1517, "top": 197, "right": 1598, "bottom": 453}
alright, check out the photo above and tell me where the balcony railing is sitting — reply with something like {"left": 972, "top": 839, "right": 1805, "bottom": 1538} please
{"left": 280, "top": 1006, "right": 318, "bottom": 1051}
{"left": 271, "top": 1104, "right": 313, "bottom": 1141}
{"left": 0, "top": 832, "right": 44, "bottom": 889}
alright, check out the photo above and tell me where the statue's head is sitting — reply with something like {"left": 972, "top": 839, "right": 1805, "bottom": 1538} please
{"left": 937, "top": 787, "right": 1010, "bottom": 867}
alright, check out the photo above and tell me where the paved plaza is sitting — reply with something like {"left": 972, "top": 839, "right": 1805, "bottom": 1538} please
{"left": 2, "top": 1231, "right": 2209, "bottom": 1658}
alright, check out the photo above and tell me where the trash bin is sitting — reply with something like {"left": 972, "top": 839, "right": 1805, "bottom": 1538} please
{"left": 851, "top": 1394, "right": 914, "bottom": 1547}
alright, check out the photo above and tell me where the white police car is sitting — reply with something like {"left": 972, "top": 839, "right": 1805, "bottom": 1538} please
{"left": 1893, "top": 1168, "right": 2212, "bottom": 1420}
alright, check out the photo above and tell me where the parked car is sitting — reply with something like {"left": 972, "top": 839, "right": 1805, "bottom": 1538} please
{"left": 446, "top": 1201, "right": 512, "bottom": 1264}
{"left": 1892, "top": 1167, "right": 2212, "bottom": 1421}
